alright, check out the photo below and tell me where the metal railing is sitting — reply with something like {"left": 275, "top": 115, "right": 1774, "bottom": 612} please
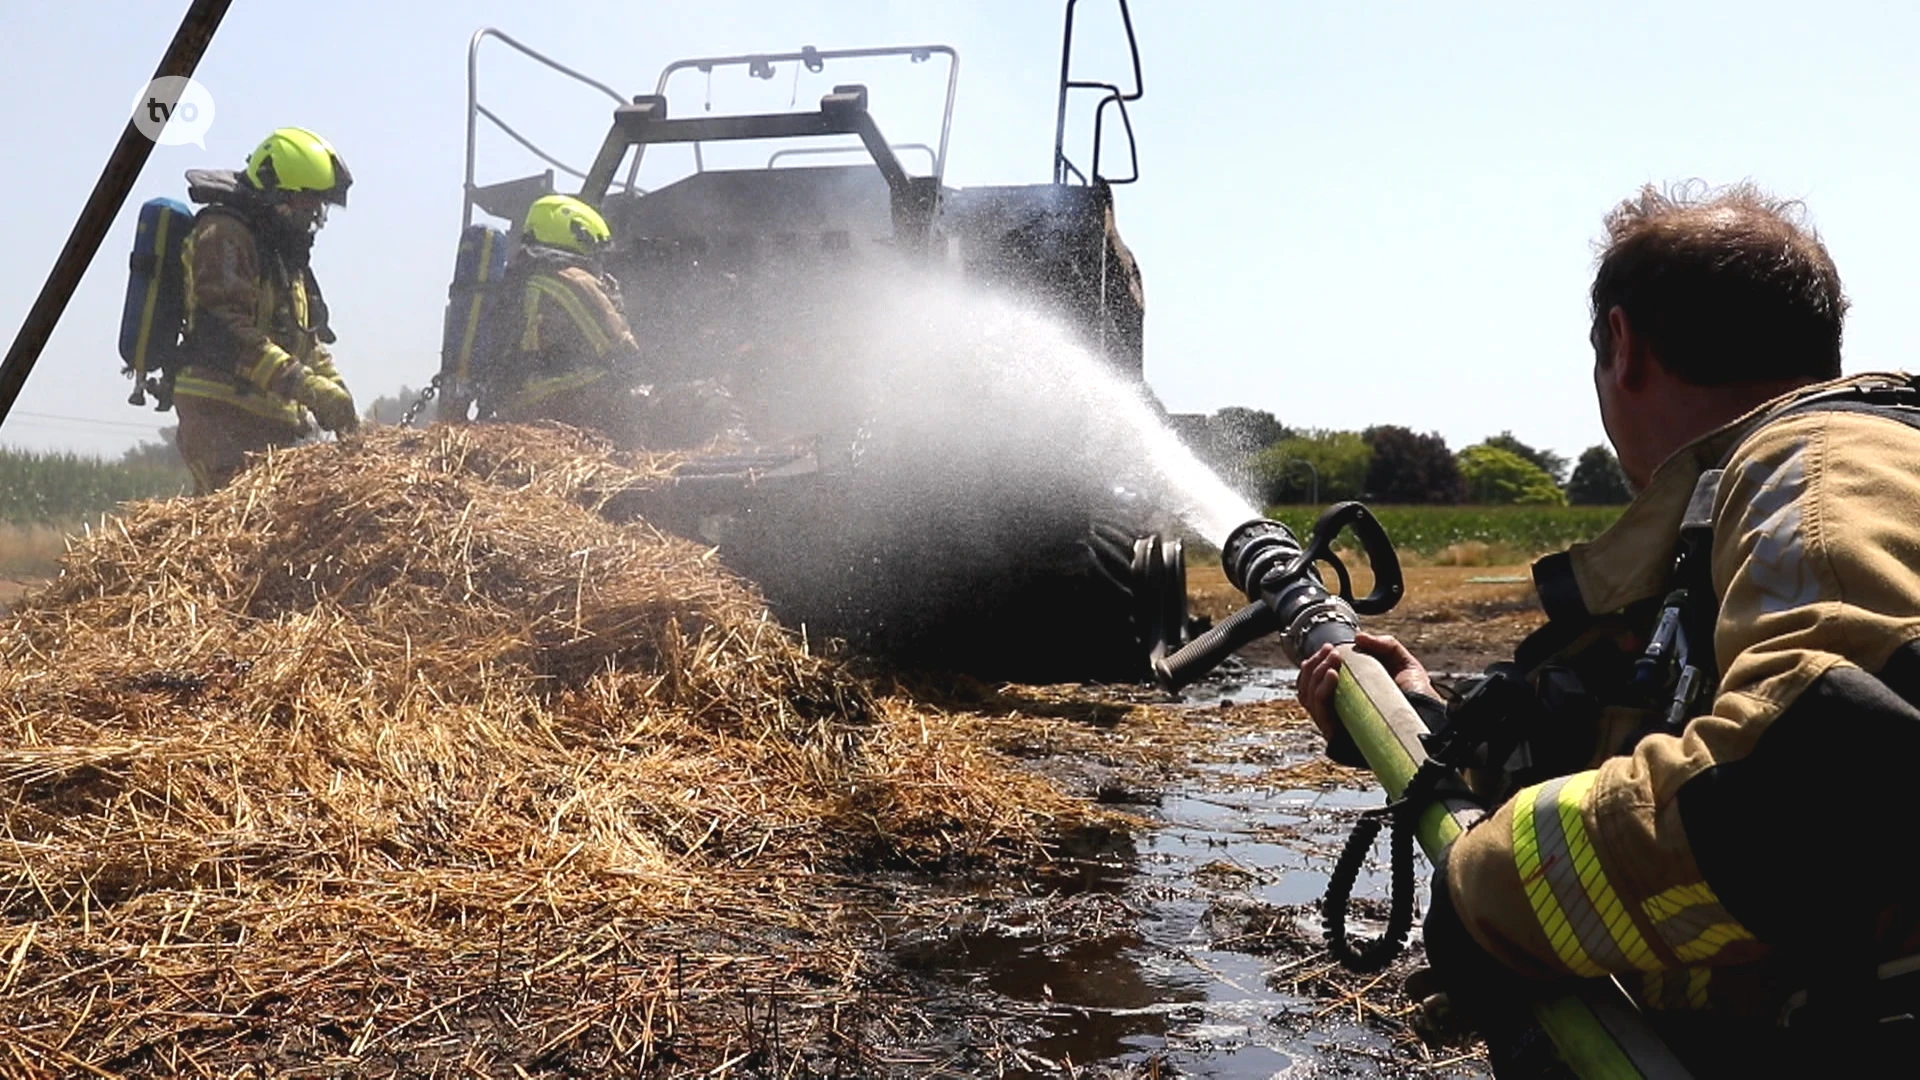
{"left": 464, "top": 28, "right": 631, "bottom": 229}
{"left": 1052, "top": 0, "right": 1144, "bottom": 185}
{"left": 767, "top": 142, "right": 938, "bottom": 173}
{"left": 466, "top": 32, "right": 959, "bottom": 229}
{"left": 628, "top": 45, "right": 959, "bottom": 192}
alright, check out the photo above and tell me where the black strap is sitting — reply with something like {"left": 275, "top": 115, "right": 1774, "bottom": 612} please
{"left": 1531, "top": 551, "right": 1586, "bottom": 622}
{"left": 1760, "top": 397, "right": 1920, "bottom": 436}
{"left": 1741, "top": 378, "right": 1920, "bottom": 441}
{"left": 303, "top": 266, "right": 334, "bottom": 345}
{"left": 1323, "top": 691, "right": 1485, "bottom": 972}
{"left": 469, "top": 259, "right": 538, "bottom": 387}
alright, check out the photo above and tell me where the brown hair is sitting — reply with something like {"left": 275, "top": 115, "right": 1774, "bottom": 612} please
{"left": 1590, "top": 181, "right": 1847, "bottom": 385}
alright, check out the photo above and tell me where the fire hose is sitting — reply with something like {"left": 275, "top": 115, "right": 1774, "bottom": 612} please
{"left": 1154, "top": 504, "right": 1693, "bottom": 1080}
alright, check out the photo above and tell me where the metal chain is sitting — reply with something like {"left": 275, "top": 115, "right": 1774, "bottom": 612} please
{"left": 398, "top": 374, "right": 444, "bottom": 427}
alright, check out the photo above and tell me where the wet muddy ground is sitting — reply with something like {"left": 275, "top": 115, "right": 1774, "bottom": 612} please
{"left": 0, "top": 563, "right": 1541, "bottom": 1076}
{"left": 880, "top": 565, "right": 1543, "bottom": 1078}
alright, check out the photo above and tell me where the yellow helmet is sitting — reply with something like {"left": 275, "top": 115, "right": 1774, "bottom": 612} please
{"left": 244, "top": 127, "right": 352, "bottom": 206}
{"left": 523, "top": 195, "right": 611, "bottom": 254}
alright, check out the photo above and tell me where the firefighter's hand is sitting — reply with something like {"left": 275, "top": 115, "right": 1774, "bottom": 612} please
{"left": 297, "top": 372, "right": 359, "bottom": 434}
{"left": 1297, "top": 632, "right": 1435, "bottom": 745}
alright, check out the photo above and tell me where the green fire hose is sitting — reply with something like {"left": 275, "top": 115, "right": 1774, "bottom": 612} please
{"left": 1155, "top": 504, "right": 1693, "bottom": 1080}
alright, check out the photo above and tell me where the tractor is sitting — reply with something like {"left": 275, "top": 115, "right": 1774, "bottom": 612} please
{"left": 444, "top": 2, "right": 1189, "bottom": 681}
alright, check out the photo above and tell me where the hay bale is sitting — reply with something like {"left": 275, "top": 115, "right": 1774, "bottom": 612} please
{"left": 0, "top": 424, "right": 1102, "bottom": 1076}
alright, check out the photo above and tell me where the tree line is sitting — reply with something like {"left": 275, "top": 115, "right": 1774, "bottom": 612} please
{"left": 1175, "top": 407, "right": 1633, "bottom": 506}
{"left": 115, "top": 395, "right": 1635, "bottom": 510}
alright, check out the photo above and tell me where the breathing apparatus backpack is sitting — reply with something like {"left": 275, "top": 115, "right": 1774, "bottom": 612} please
{"left": 437, "top": 223, "right": 512, "bottom": 419}
{"left": 118, "top": 197, "right": 196, "bottom": 410}
{"left": 120, "top": 170, "right": 337, "bottom": 413}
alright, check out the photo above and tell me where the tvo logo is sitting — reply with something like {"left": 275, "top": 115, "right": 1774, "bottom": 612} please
{"left": 131, "top": 76, "right": 216, "bottom": 148}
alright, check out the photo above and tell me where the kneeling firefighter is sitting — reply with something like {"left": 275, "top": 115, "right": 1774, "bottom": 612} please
{"left": 173, "top": 127, "right": 359, "bottom": 494}
{"left": 469, "top": 194, "right": 742, "bottom": 446}
{"left": 1297, "top": 183, "right": 1920, "bottom": 1077}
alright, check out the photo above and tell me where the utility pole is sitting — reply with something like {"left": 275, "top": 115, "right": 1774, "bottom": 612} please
{"left": 1287, "top": 458, "right": 1320, "bottom": 505}
{"left": 0, "top": 0, "right": 236, "bottom": 427}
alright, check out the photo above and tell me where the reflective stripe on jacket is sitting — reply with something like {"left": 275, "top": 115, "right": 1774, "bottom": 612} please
{"left": 464, "top": 249, "right": 637, "bottom": 418}
{"left": 1447, "top": 372, "right": 1920, "bottom": 1014}
{"left": 491, "top": 261, "right": 639, "bottom": 417}
{"left": 174, "top": 211, "right": 329, "bottom": 428}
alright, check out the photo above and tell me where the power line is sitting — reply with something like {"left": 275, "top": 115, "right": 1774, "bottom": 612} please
{"left": 7, "top": 410, "right": 169, "bottom": 433}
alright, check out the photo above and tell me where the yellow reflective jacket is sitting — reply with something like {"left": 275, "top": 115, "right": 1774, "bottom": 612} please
{"left": 175, "top": 210, "right": 340, "bottom": 428}
{"left": 1448, "top": 373, "right": 1920, "bottom": 1017}
{"left": 482, "top": 252, "right": 641, "bottom": 420}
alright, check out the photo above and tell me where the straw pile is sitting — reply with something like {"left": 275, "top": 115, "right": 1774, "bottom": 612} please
{"left": 0, "top": 424, "right": 1099, "bottom": 1077}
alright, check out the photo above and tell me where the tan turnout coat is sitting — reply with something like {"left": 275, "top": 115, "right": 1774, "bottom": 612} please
{"left": 1449, "top": 373, "right": 1920, "bottom": 1015}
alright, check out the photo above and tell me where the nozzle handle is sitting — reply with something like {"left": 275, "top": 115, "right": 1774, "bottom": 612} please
{"left": 1154, "top": 598, "right": 1280, "bottom": 692}
{"left": 1296, "top": 502, "right": 1403, "bottom": 616}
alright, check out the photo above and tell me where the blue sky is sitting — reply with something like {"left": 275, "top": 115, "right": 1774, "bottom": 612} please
{"left": 5, "top": 1, "right": 1919, "bottom": 461}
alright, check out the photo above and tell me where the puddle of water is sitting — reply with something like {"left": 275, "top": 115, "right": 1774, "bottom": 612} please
{"left": 895, "top": 667, "right": 1483, "bottom": 1078}
{"left": 1173, "top": 661, "right": 1300, "bottom": 707}
{"left": 1173, "top": 664, "right": 1491, "bottom": 711}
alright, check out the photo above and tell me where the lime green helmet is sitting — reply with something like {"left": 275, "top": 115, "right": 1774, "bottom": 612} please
{"left": 244, "top": 127, "right": 352, "bottom": 205}
{"left": 523, "top": 195, "right": 612, "bottom": 254}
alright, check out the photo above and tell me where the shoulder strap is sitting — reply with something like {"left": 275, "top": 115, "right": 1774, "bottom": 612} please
{"left": 191, "top": 202, "right": 251, "bottom": 231}
{"left": 1692, "top": 376, "right": 1920, "bottom": 532}
{"left": 190, "top": 204, "right": 273, "bottom": 267}
{"left": 303, "top": 266, "right": 334, "bottom": 343}
{"left": 1724, "top": 377, "right": 1920, "bottom": 463}
{"left": 470, "top": 258, "right": 540, "bottom": 378}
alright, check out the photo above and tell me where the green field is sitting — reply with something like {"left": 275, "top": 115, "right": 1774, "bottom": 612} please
{"left": 1259, "top": 503, "right": 1626, "bottom": 564}
{"left": 0, "top": 448, "right": 189, "bottom": 526}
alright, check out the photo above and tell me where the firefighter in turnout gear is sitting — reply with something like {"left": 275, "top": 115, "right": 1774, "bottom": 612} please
{"left": 474, "top": 195, "right": 644, "bottom": 432}
{"left": 473, "top": 194, "right": 746, "bottom": 447}
{"left": 173, "top": 127, "right": 357, "bottom": 494}
{"left": 1298, "top": 183, "right": 1920, "bottom": 1076}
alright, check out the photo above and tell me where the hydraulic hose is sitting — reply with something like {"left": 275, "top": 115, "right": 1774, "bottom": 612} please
{"left": 1152, "top": 599, "right": 1277, "bottom": 688}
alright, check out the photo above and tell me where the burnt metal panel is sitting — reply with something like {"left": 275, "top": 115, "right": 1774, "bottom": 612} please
{"left": 943, "top": 181, "right": 1145, "bottom": 377}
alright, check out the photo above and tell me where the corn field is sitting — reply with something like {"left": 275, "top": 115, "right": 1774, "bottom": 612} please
{"left": 0, "top": 448, "right": 189, "bottom": 526}
{"left": 1264, "top": 503, "right": 1626, "bottom": 563}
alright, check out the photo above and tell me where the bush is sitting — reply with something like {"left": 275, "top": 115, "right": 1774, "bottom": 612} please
{"left": 1254, "top": 430, "right": 1370, "bottom": 503}
{"left": 1567, "top": 444, "right": 1633, "bottom": 505}
{"left": 1457, "top": 444, "right": 1567, "bottom": 506}
{"left": 1363, "top": 425, "right": 1466, "bottom": 504}
{"left": 1483, "top": 431, "right": 1569, "bottom": 486}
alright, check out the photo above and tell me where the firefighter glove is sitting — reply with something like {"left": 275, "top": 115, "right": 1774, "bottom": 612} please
{"left": 297, "top": 371, "right": 359, "bottom": 433}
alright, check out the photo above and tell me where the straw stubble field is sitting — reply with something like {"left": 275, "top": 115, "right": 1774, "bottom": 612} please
{"left": 0, "top": 425, "right": 1152, "bottom": 1077}
{"left": 0, "top": 425, "right": 1530, "bottom": 1078}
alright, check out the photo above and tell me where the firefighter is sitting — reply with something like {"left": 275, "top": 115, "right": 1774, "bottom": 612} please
{"left": 475, "top": 194, "right": 744, "bottom": 447}
{"left": 1299, "top": 183, "right": 1920, "bottom": 1075}
{"left": 473, "top": 195, "right": 644, "bottom": 434}
{"left": 174, "top": 127, "right": 358, "bottom": 494}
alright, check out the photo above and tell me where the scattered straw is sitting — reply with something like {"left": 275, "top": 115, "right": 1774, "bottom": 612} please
{"left": 0, "top": 424, "right": 1115, "bottom": 1076}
